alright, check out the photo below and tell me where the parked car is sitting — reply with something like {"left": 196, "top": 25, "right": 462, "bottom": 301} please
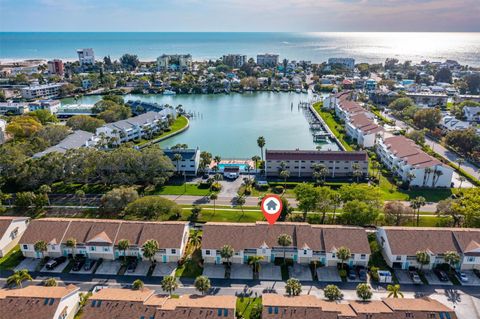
{"left": 358, "top": 268, "right": 367, "bottom": 281}
{"left": 84, "top": 259, "right": 96, "bottom": 271}
{"left": 348, "top": 269, "right": 357, "bottom": 280}
{"left": 473, "top": 269, "right": 480, "bottom": 278}
{"left": 409, "top": 271, "right": 422, "bottom": 284}
{"left": 45, "top": 256, "right": 67, "bottom": 270}
{"left": 434, "top": 269, "right": 449, "bottom": 282}
{"left": 72, "top": 258, "right": 85, "bottom": 271}
{"left": 127, "top": 260, "right": 138, "bottom": 273}
{"left": 457, "top": 271, "right": 468, "bottom": 282}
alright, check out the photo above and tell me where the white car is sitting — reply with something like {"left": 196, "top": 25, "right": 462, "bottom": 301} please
{"left": 458, "top": 272, "right": 468, "bottom": 282}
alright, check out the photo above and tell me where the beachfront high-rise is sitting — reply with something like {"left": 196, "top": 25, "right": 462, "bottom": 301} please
{"left": 157, "top": 54, "right": 192, "bottom": 71}
{"left": 77, "top": 48, "right": 95, "bottom": 66}
{"left": 256, "top": 53, "right": 279, "bottom": 67}
{"left": 47, "top": 59, "right": 64, "bottom": 76}
{"left": 222, "top": 54, "right": 247, "bottom": 68}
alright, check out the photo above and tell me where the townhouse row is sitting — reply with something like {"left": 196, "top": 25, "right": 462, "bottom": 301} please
{"left": 19, "top": 218, "right": 189, "bottom": 263}
{"left": 323, "top": 91, "right": 454, "bottom": 188}
{"left": 0, "top": 285, "right": 457, "bottom": 319}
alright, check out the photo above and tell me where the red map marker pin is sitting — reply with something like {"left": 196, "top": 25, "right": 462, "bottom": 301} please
{"left": 261, "top": 194, "right": 283, "bottom": 225}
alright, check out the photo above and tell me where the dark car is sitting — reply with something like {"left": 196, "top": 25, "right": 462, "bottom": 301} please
{"left": 45, "top": 256, "right": 67, "bottom": 270}
{"left": 84, "top": 259, "right": 96, "bottom": 271}
{"left": 127, "top": 260, "right": 138, "bottom": 273}
{"left": 358, "top": 268, "right": 367, "bottom": 281}
{"left": 72, "top": 258, "right": 85, "bottom": 271}
{"left": 348, "top": 269, "right": 357, "bottom": 280}
{"left": 434, "top": 269, "right": 449, "bottom": 282}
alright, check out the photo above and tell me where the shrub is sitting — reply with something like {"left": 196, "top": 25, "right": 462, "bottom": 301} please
{"left": 338, "top": 269, "right": 347, "bottom": 278}
{"left": 210, "top": 182, "right": 222, "bottom": 192}
{"left": 324, "top": 284, "right": 343, "bottom": 301}
{"left": 273, "top": 185, "right": 284, "bottom": 194}
{"left": 370, "top": 266, "right": 379, "bottom": 281}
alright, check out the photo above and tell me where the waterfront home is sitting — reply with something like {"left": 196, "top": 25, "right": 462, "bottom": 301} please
{"left": 222, "top": 54, "right": 247, "bottom": 68}
{"left": 21, "top": 83, "right": 63, "bottom": 99}
{"left": 454, "top": 94, "right": 480, "bottom": 104}
{"left": 328, "top": 57, "right": 355, "bottom": 70}
{"left": 439, "top": 115, "right": 471, "bottom": 132}
{"left": 256, "top": 53, "right": 279, "bottom": 67}
{"left": 28, "top": 99, "right": 60, "bottom": 113}
{"left": 202, "top": 222, "right": 370, "bottom": 267}
{"left": 463, "top": 105, "right": 480, "bottom": 123}
{"left": 77, "top": 48, "right": 95, "bottom": 66}
{"left": 157, "top": 54, "right": 192, "bottom": 72}
{"left": 82, "top": 287, "right": 236, "bottom": 319}
{"left": 19, "top": 218, "right": 189, "bottom": 263}
{"left": 364, "top": 78, "right": 377, "bottom": 92}
{"left": 377, "top": 227, "right": 480, "bottom": 271}
{"left": 265, "top": 149, "right": 369, "bottom": 179}
{"left": 33, "top": 130, "right": 95, "bottom": 158}
{"left": 0, "top": 216, "right": 29, "bottom": 257}
{"left": 95, "top": 110, "right": 174, "bottom": 146}
{"left": 345, "top": 113, "right": 383, "bottom": 148}
{"left": 262, "top": 294, "right": 457, "bottom": 319}
{"left": 405, "top": 92, "right": 448, "bottom": 108}
{"left": 0, "top": 101, "right": 29, "bottom": 115}
{"left": 0, "top": 285, "right": 81, "bottom": 319}
{"left": 163, "top": 147, "right": 201, "bottom": 176}
{"left": 376, "top": 136, "right": 453, "bottom": 188}
{"left": 56, "top": 103, "right": 95, "bottom": 117}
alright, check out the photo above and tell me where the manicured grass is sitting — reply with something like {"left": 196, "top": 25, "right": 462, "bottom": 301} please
{"left": 312, "top": 103, "right": 353, "bottom": 151}
{"left": 154, "top": 183, "right": 211, "bottom": 196}
{"left": 136, "top": 116, "right": 189, "bottom": 146}
{"left": 181, "top": 208, "right": 264, "bottom": 223}
{"left": 0, "top": 246, "right": 24, "bottom": 271}
{"left": 236, "top": 297, "right": 262, "bottom": 319}
{"left": 175, "top": 248, "right": 203, "bottom": 278}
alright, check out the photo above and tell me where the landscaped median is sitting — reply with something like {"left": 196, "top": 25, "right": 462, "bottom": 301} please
{"left": 137, "top": 115, "right": 189, "bottom": 148}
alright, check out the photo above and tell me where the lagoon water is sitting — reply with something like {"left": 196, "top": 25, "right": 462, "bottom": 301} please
{"left": 63, "top": 92, "right": 339, "bottom": 158}
{"left": 2, "top": 32, "right": 480, "bottom": 66}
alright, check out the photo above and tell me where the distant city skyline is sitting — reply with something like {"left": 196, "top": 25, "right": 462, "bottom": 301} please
{"left": 0, "top": 0, "right": 479, "bottom": 32}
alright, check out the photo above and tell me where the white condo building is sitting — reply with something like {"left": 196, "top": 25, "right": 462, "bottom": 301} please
{"left": 328, "top": 58, "right": 355, "bottom": 70}
{"left": 21, "top": 83, "right": 63, "bottom": 99}
{"left": 157, "top": 54, "right": 192, "bottom": 71}
{"left": 256, "top": 54, "right": 279, "bottom": 67}
{"left": 77, "top": 48, "right": 95, "bottom": 66}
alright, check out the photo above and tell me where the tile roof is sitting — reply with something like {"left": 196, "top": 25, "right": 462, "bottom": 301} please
{"left": 266, "top": 150, "right": 368, "bottom": 162}
{"left": 20, "top": 218, "right": 188, "bottom": 249}
{"left": 202, "top": 222, "right": 370, "bottom": 254}
{"left": 348, "top": 113, "right": 384, "bottom": 135}
{"left": 382, "top": 136, "right": 443, "bottom": 168}
{"left": 0, "top": 216, "right": 28, "bottom": 238}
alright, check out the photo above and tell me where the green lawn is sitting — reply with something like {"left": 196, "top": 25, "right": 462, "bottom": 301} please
{"left": 181, "top": 208, "right": 264, "bottom": 223}
{"left": 236, "top": 297, "right": 262, "bottom": 319}
{"left": 175, "top": 248, "right": 203, "bottom": 278}
{"left": 154, "top": 183, "right": 211, "bottom": 196}
{"left": 0, "top": 246, "right": 24, "bottom": 271}
{"left": 312, "top": 103, "right": 353, "bottom": 151}
{"left": 136, "top": 115, "right": 189, "bottom": 146}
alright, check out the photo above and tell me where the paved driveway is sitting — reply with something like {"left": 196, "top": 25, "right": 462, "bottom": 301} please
{"left": 259, "top": 264, "right": 282, "bottom": 281}
{"left": 424, "top": 270, "right": 452, "bottom": 285}
{"left": 289, "top": 265, "right": 313, "bottom": 281}
{"left": 395, "top": 270, "right": 414, "bottom": 284}
{"left": 218, "top": 177, "right": 244, "bottom": 198}
{"left": 95, "top": 260, "right": 122, "bottom": 275}
{"left": 317, "top": 267, "right": 341, "bottom": 282}
{"left": 459, "top": 270, "right": 480, "bottom": 286}
{"left": 40, "top": 260, "right": 69, "bottom": 273}
{"left": 203, "top": 264, "right": 225, "bottom": 279}
{"left": 14, "top": 258, "right": 40, "bottom": 272}
{"left": 230, "top": 264, "right": 253, "bottom": 280}
{"left": 152, "top": 262, "right": 177, "bottom": 277}
{"left": 125, "top": 261, "right": 150, "bottom": 276}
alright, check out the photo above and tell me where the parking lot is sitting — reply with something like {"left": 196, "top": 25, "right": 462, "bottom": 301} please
{"left": 395, "top": 270, "right": 415, "bottom": 284}
{"left": 259, "top": 264, "right": 282, "bottom": 281}
{"left": 95, "top": 260, "right": 122, "bottom": 275}
{"left": 317, "top": 267, "right": 341, "bottom": 282}
{"left": 202, "top": 264, "right": 225, "bottom": 279}
{"left": 40, "top": 260, "right": 69, "bottom": 273}
{"left": 124, "top": 260, "right": 150, "bottom": 276}
{"left": 424, "top": 270, "right": 453, "bottom": 285}
{"left": 230, "top": 264, "right": 252, "bottom": 280}
{"left": 152, "top": 262, "right": 178, "bottom": 277}
{"left": 458, "top": 270, "right": 480, "bottom": 286}
{"left": 289, "top": 265, "right": 312, "bottom": 281}
{"left": 14, "top": 258, "right": 40, "bottom": 272}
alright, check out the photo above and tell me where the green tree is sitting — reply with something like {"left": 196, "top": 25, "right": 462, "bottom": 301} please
{"left": 436, "top": 198, "right": 463, "bottom": 227}
{"left": 383, "top": 201, "right": 413, "bottom": 226}
{"left": 189, "top": 205, "right": 202, "bottom": 222}
{"left": 14, "top": 192, "right": 36, "bottom": 209}
{"left": 336, "top": 246, "right": 351, "bottom": 270}
{"left": 219, "top": 244, "right": 234, "bottom": 266}
{"left": 387, "top": 284, "right": 404, "bottom": 298}
{"left": 194, "top": 275, "right": 211, "bottom": 295}
{"left": 7, "top": 269, "right": 32, "bottom": 288}
{"left": 124, "top": 196, "right": 182, "bottom": 220}
{"left": 416, "top": 250, "right": 430, "bottom": 272}
{"left": 338, "top": 200, "right": 380, "bottom": 226}
{"left": 444, "top": 251, "right": 460, "bottom": 273}
{"left": 410, "top": 196, "right": 426, "bottom": 227}
{"left": 66, "top": 115, "right": 105, "bottom": 133}
{"left": 389, "top": 97, "right": 414, "bottom": 112}
{"left": 249, "top": 303, "right": 262, "bottom": 319}
{"left": 38, "top": 184, "right": 51, "bottom": 205}
{"left": 173, "top": 153, "right": 183, "bottom": 174}
{"left": 257, "top": 136, "right": 266, "bottom": 162}
{"left": 65, "top": 237, "right": 77, "bottom": 259}
{"left": 294, "top": 183, "right": 319, "bottom": 221}
{"left": 434, "top": 67, "right": 452, "bottom": 83}
{"left": 29, "top": 109, "right": 58, "bottom": 125}
{"left": 43, "top": 277, "right": 58, "bottom": 287}
{"left": 356, "top": 283, "right": 372, "bottom": 301}
{"left": 279, "top": 168, "right": 290, "bottom": 189}
{"left": 117, "top": 239, "right": 130, "bottom": 260}
{"left": 142, "top": 239, "right": 160, "bottom": 267}
{"left": 209, "top": 193, "right": 218, "bottom": 215}
{"left": 413, "top": 108, "right": 442, "bottom": 131}
{"left": 248, "top": 255, "right": 264, "bottom": 275}
{"left": 277, "top": 234, "right": 292, "bottom": 265}
{"left": 75, "top": 189, "right": 86, "bottom": 206}
{"left": 6, "top": 116, "right": 43, "bottom": 138}
{"left": 132, "top": 279, "right": 144, "bottom": 290}
{"left": 34, "top": 240, "right": 48, "bottom": 259}
{"left": 189, "top": 230, "right": 202, "bottom": 248}
{"left": 285, "top": 278, "right": 302, "bottom": 296}
{"left": 161, "top": 275, "right": 178, "bottom": 296}
{"left": 324, "top": 284, "right": 343, "bottom": 301}
{"left": 236, "top": 195, "right": 246, "bottom": 216}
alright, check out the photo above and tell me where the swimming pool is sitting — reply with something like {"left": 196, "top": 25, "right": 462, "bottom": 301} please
{"left": 217, "top": 163, "right": 250, "bottom": 172}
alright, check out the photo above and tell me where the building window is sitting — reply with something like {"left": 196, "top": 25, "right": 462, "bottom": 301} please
{"left": 467, "top": 256, "right": 475, "bottom": 262}
{"left": 268, "top": 307, "right": 273, "bottom": 314}
{"left": 23, "top": 244, "right": 28, "bottom": 250}
{"left": 90, "top": 247, "right": 96, "bottom": 251}
{"left": 303, "top": 250, "right": 307, "bottom": 255}
{"left": 274, "top": 307, "right": 279, "bottom": 314}
{"left": 396, "top": 256, "right": 402, "bottom": 261}
{"left": 360, "top": 254, "right": 366, "bottom": 259}
{"left": 171, "top": 249, "right": 176, "bottom": 254}
{"left": 332, "top": 253, "right": 336, "bottom": 258}
{"left": 103, "top": 247, "right": 109, "bottom": 252}
{"left": 206, "top": 250, "right": 210, "bottom": 255}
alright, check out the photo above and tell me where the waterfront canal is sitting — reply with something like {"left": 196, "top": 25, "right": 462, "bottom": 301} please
{"left": 63, "top": 92, "right": 340, "bottom": 158}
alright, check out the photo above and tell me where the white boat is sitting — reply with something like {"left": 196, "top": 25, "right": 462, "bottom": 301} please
{"left": 163, "top": 90, "right": 176, "bottom": 95}
{"left": 295, "top": 88, "right": 301, "bottom": 93}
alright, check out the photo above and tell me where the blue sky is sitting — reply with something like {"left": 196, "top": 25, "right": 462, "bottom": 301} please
{"left": 0, "top": 0, "right": 478, "bottom": 32}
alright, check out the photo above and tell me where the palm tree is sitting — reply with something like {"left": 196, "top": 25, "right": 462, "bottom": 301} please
{"left": 312, "top": 164, "right": 329, "bottom": 185}
{"left": 236, "top": 195, "right": 246, "bottom": 216}
{"left": 34, "top": 240, "right": 48, "bottom": 259}
{"left": 331, "top": 192, "right": 341, "bottom": 223}
{"left": 356, "top": 283, "right": 372, "bottom": 301}
{"left": 444, "top": 251, "right": 460, "bottom": 273}
{"left": 416, "top": 250, "right": 430, "bottom": 272}
{"left": 423, "top": 167, "right": 432, "bottom": 187}
{"left": 410, "top": 196, "right": 426, "bottom": 227}
{"left": 161, "top": 275, "right": 178, "bottom": 296}
{"left": 277, "top": 234, "right": 293, "bottom": 265}
{"left": 117, "top": 239, "right": 130, "bottom": 262}
{"left": 285, "top": 278, "right": 302, "bottom": 296}
{"left": 194, "top": 275, "right": 211, "bottom": 295}
{"left": 336, "top": 246, "right": 351, "bottom": 270}
{"left": 220, "top": 244, "right": 234, "bottom": 266}
{"left": 142, "top": 239, "right": 160, "bottom": 268}
{"left": 209, "top": 193, "right": 218, "bottom": 215}
{"left": 248, "top": 255, "right": 264, "bottom": 275}
{"left": 75, "top": 189, "right": 86, "bottom": 206}
{"left": 251, "top": 155, "right": 261, "bottom": 174}
{"left": 279, "top": 165, "right": 290, "bottom": 190}
{"left": 457, "top": 158, "right": 465, "bottom": 170}
{"left": 65, "top": 237, "right": 77, "bottom": 259}
{"left": 458, "top": 176, "right": 466, "bottom": 188}
{"left": 7, "top": 269, "right": 32, "bottom": 288}
{"left": 407, "top": 172, "right": 416, "bottom": 190}
{"left": 352, "top": 163, "right": 362, "bottom": 183}
{"left": 39, "top": 184, "right": 51, "bottom": 205}
{"left": 371, "top": 161, "right": 381, "bottom": 182}
{"left": 173, "top": 153, "right": 183, "bottom": 174}
{"left": 213, "top": 155, "right": 222, "bottom": 168}
{"left": 43, "top": 277, "right": 57, "bottom": 287}
{"left": 189, "top": 230, "right": 202, "bottom": 248}
{"left": 257, "top": 136, "right": 266, "bottom": 162}
{"left": 432, "top": 170, "right": 444, "bottom": 188}
{"left": 387, "top": 284, "right": 404, "bottom": 298}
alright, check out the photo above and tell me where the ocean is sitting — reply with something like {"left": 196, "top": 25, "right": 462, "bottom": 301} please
{"left": 1, "top": 32, "right": 479, "bottom": 66}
